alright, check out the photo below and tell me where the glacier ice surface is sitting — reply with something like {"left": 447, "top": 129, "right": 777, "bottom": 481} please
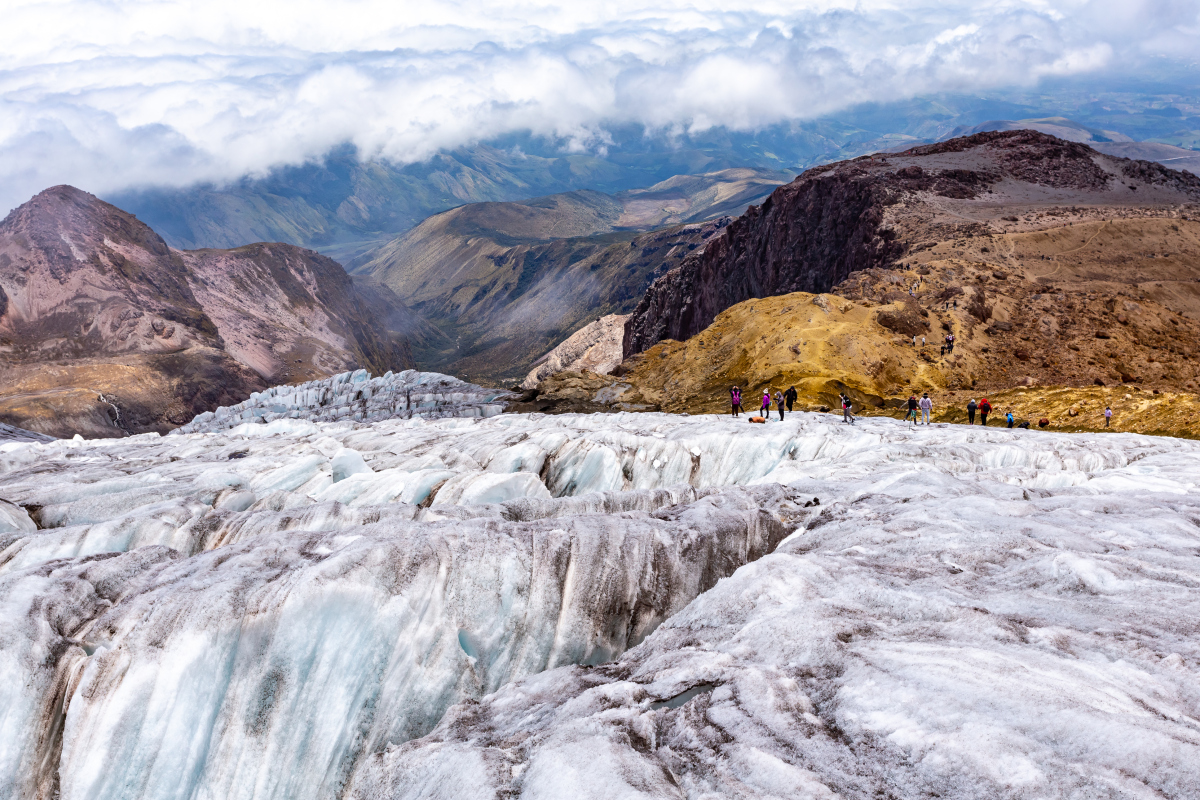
{"left": 173, "top": 369, "right": 511, "bottom": 434}
{"left": 1, "top": 403, "right": 1199, "bottom": 799}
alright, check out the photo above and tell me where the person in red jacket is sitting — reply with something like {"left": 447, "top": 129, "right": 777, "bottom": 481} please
{"left": 978, "top": 397, "right": 992, "bottom": 426}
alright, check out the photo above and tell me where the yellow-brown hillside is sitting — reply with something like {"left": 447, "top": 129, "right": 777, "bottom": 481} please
{"left": 595, "top": 288, "right": 1200, "bottom": 439}
{"left": 616, "top": 291, "right": 950, "bottom": 414}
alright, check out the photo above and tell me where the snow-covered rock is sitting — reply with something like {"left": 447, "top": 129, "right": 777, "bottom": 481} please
{"left": 1, "top": 410, "right": 1199, "bottom": 799}
{"left": 173, "top": 369, "right": 511, "bottom": 434}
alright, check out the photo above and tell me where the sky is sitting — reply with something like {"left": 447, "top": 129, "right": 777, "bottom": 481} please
{"left": 0, "top": 0, "right": 1197, "bottom": 214}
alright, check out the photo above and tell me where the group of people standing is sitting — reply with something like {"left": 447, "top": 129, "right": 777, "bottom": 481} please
{"left": 730, "top": 385, "right": 1116, "bottom": 429}
{"left": 730, "top": 385, "right": 797, "bottom": 420}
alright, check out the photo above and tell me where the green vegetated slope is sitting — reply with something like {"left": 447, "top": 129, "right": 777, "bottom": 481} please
{"left": 359, "top": 169, "right": 784, "bottom": 384}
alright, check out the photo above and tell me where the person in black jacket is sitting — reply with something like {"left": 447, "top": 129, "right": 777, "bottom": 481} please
{"left": 967, "top": 398, "right": 977, "bottom": 425}
{"left": 784, "top": 386, "right": 797, "bottom": 412}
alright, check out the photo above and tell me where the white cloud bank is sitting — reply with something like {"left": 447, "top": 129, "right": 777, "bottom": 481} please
{"left": 0, "top": 0, "right": 1196, "bottom": 214}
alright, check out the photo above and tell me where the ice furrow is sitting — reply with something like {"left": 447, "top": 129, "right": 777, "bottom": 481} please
{"left": 3, "top": 489, "right": 800, "bottom": 800}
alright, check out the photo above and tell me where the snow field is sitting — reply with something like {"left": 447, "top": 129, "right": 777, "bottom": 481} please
{"left": 1, "top": 407, "right": 1199, "bottom": 799}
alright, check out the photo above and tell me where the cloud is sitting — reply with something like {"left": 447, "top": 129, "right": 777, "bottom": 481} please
{"left": 0, "top": 0, "right": 1195, "bottom": 213}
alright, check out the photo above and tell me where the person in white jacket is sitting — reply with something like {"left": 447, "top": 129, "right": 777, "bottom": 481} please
{"left": 918, "top": 393, "right": 933, "bottom": 425}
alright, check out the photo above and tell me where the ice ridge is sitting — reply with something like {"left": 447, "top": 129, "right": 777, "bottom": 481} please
{"left": 173, "top": 368, "right": 511, "bottom": 433}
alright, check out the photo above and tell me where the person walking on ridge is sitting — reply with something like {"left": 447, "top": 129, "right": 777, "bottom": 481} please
{"left": 967, "top": 398, "right": 977, "bottom": 425}
{"left": 784, "top": 385, "right": 797, "bottom": 412}
{"left": 1104, "top": 406, "right": 1112, "bottom": 427}
{"left": 919, "top": 393, "right": 933, "bottom": 425}
{"left": 979, "top": 397, "right": 991, "bottom": 426}
{"left": 730, "top": 386, "right": 742, "bottom": 417}
{"left": 774, "top": 390, "right": 786, "bottom": 421}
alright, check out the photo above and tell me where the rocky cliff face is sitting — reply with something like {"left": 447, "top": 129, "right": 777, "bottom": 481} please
{"left": 0, "top": 186, "right": 411, "bottom": 437}
{"left": 623, "top": 130, "right": 1200, "bottom": 357}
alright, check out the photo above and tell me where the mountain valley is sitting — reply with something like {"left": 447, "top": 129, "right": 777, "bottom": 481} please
{"left": 356, "top": 169, "right": 784, "bottom": 382}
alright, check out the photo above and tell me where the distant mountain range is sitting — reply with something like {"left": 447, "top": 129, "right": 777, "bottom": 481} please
{"left": 104, "top": 90, "right": 1199, "bottom": 259}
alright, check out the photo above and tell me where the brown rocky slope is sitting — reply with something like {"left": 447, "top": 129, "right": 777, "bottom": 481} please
{"left": 623, "top": 130, "right": 1200, "bottom": 358}
{"left": 0, "top": 186, "right": 411, "bottom": 437}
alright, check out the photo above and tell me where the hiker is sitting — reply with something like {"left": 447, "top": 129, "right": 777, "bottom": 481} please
{"left": 774, "top": 390, "right": 786, "bottom": 421}
{"left": 919, "top": 393, "right": 933, "bottom": 425}
{"left": 784, "top": 385, "right": 797, "bottom": 412}
{"left": 921, "top": 336, "right": 926, "bottom": 347}
{"left": 906, "top": 394, "right": 919, "bottom": 425}
{"left": 978, "top": 397, "right": 991, "bottom": 425}
{"left": 912, "top": 335, "right": 917, "bottom": 346}
{"left": 841, "top": 393, "right": 855, "bottom": 424}
{"left": 1006, "top": 411, "right": 1014, "bottom": 428}
{"left": 967, "top": 398, "right": 977, "bottom": 424}
{"left": 730, "top": 386, "right": 742, "bottom": 417}
{"left": 941, "top": 345, "right": 945, "bottom": 356}
{"left": 1104, "top": 406, "right": 1112, "bottom": 427}
{"left": 761, "top": 390, "right": 771, "bottom": 416}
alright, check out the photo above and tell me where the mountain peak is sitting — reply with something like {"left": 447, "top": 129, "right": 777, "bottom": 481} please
{"left": 1, "top": 184, "right": 172, "bottom": 263}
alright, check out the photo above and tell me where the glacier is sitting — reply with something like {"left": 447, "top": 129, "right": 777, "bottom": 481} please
{"left": 173, "top": 369, "right": 511, "bottom": 434}
{"left": 2, "top": 404, "right": 1199, "bottom": 799}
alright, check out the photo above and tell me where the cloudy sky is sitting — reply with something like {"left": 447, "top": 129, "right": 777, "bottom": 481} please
{"left": 0, "top": 0, "right": 1196, "bottom": 213}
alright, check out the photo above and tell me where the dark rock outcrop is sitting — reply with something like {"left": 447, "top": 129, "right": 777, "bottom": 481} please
{"left": 875, "top": 298, "right": 930, "bottom": 337}
{"left": 622, "top": 167, "right": 917, "bottom": 356}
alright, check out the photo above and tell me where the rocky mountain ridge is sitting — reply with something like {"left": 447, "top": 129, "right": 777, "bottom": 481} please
{"left": 0, "top": 186, "right": 411, "bottom": 437}
{"left": 622, "top": 130, "right": 1200, "bottom": 359}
